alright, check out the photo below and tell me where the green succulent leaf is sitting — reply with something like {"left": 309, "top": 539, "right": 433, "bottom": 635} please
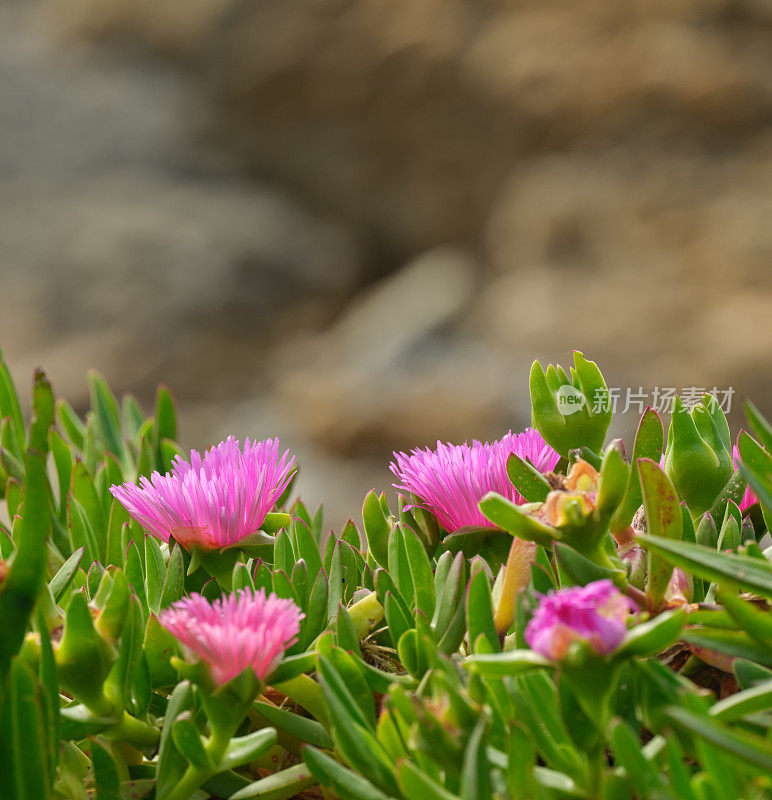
{"left": 229, "top": 763, "right": 316, "bottom": 800}
{"left": 465, "top": 650, "right": 553, "bottom": 677}
{"left": 610, "top": 408, "right": 664, "bottom": 532}
{"left": 303, "top": 745, "right": 399, "bottom": 800}
{"left": 0, "top": 659, "right": 52, "bottom": 799}
{"left": 0, "top": 451, "right": 51, "bottom": 687}
{"left": 506, "top": 453, "right": 551, "bottom": 504}
{"left": 664, "top": 705, "right": 772, "bottom": 774}
{"left": 479, "top": 493, "right": 559, "bottom": 548}
{"left": 362, "top": 490, "right": 391, "bottom": 569}
{"left": 639, "top": 535, "right": 772, "bottom": 599}
{"left": 90, "top": 739, "right": 123, "bottom": 800}
{"left": 614, "top": 609, "right": 685, "bottom": 659}
{"left": 637, "top": 459, "right": 682, "bottom": 610}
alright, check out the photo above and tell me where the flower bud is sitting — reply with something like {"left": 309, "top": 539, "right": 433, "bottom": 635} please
{"left": 525, "top": 579, "right": 636, "bottom": 661}
{"left": 529, "top": 351, "right": 612, "bottom": 457}
{"left": 55, "top": 591, "right": 115, "bottom": 712}
{"left": 619, "top": 543, "right": 646, "bottom": 590}
{"left": 664, "top": 568, "right": 693, "bottom": 606}
{"left": 94, "top": 567, "right": 131, "bottom": 644}
{"left": 664, "top": 396, "right": 732, "bottom": 516}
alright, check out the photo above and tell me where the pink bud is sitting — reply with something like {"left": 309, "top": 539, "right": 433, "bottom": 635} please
{"left": 525, "top": 580, "right": 637, "bottom": 660}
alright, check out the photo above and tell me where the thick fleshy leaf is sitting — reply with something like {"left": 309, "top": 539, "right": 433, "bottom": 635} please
{"left": 104, "top": 595, "right": 143, "bottom": 710}
{"left": 479, "top": 493, "right": 559, "bottom": 548}
{"left": 614, "top": 609, "right": 685, "bottom": 659}
{"left": 90, "top": 739, "right": 122, "bottom": 800}
{"left": 734, "top": 659, "right": 772, "bottom": 690}
{"left": 48, "top": 546, "right": 85, "bottom": 602}
{"left": 318, "top": 670, "right": 397, "bottom": 794}
{"left": 144, "top": 536, "right": 165, "bottom": 613}
{"left": 506, "top": 453, "right": 551, "bottom": 503}
{"left": 465, "top": 650, "right": 553, "bottom": 677}
{"left": 303, "top": 746, "right": 398, "bottom": 800}
{"left": 362, "top": 490, "right": 391, "bottom": 569}
{"left": 596, "top": 445, "right": 631, "bottom": 521}
{"left": 442, "top": 526, "right": 513, "bottom": 575}
{"left": 397, "top": 761, "right": 459, "bottom": 800}
{"left": 152, "top": 386, "right": 177, "bottom": 470}
{"left": 554, "top": 542, "right": 625, "bottom": 588}
{"left": 28, "top": 369, "right": 54, "bottom": 456}
{"left": 638, "top": 459, "right": 682, "bottom": 610}
{"left": 155, "top": 681, "right": 193, "bottom": 800}
{"left": 403, "top": 525, "right": 434, "bottom": 618}
{"left": 717, "top": 588, "right": 772, "bottom": 649}
{"left": 432, "top": 552, "right": 466, "bottom": 641}
{"left": 159, "top": 544, "right": 184, "bottom": 609}
{"left": 88, "top": 371, "right": 127, "bottom": 467}
{"left": 639, "top": 536, "right": 772, "bottom": 599}
{"left": 0, "top": 659, "right": 51, "bottom": 799}
{"left": 459, "top": 718, "right": 490, "bottom": 800}
{"left": 318, "top": 653, "right": 375, "bottom": 729}
{"left": 611, "top": 408, "right": 664, "bottom": 531}
{"left": 0, "top": 359, "right": 25, "bottom": 457}
{"left": 682, "top": 628, "right": 772, "bottom": 668}
{"left": 229, "top": 763, "right": 316, "bottom": 800}
{"left": 609, "top": 718, "right": 667, "bottom": 797}
{"left": 253, "top": 700, "right": 332, "bottom": 749}
{"left": 300, "top": 571, "right": 327, "bottom": 648}
{"left": 745, "top": 401, "right": 772, "bottom": 453}
{"left": 664, "top": 705, "right": 772, "bottom": 773}
{"left": 467, "top": 570, "right": 499, "bottom": 653}
{"left": 710, "top": 680, "right": 772, "bottom": 722}
{"left": 172, "top": 713, "right": 210, "bottom": 768}
{"left": 0, "top": 451, "right": 51, "bottom": 685}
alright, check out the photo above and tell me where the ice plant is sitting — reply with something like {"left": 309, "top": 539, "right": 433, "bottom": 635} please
{"left": 110, "top": 436, "right": 294, "bottom": 551}
{"left": 159, "top": 588, "right": 302, "bottom": 686}
{"left": 525, "top": 579, "right": 637, "bottom": 660}
{"left": 390, "top": 428, "right": 559, "bottom": 532}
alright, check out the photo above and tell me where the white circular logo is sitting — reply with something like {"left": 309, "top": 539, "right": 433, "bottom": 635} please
{"left": 555, "top": 384, "right": 586, "bottom": 415}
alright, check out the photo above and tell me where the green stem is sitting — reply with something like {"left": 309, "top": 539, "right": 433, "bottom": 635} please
{"left": 163, "top": 763, "right": 210, "bottom": 800}
{"left": 587, "top": 746, "right": 606, "bottom": 797}
{"left": 624, "top": 583, "right": 647, "bottom": 611}
{"left": 162, "top": 717, "right": 235, "bottom": 800}
{"left": 104, "top": 710, "right": 160, "bottom": 749}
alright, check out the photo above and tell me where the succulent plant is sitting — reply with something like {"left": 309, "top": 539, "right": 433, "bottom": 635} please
{"left": 0, "top": 350, "right": 771, "bottom": 800}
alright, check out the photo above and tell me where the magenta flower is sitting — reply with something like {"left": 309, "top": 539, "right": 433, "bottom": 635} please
{"left": 110, "top": 437, "right": 294, "bottom": 551}
{"left": 525, "top": 579, "right": 637, "bottom": 660}
{"left": 390, "top": 428, "right": 559, "bottom": 532}
{"left": 732, "top": 444, "right": 758, "bottom": 512}
{"left": 160, "top": 589, "right": 303, "bottom": 685}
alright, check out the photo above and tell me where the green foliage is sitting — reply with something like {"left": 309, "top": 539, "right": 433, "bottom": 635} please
{"left": 0, "top": 351, "right": 771, "bottom": 800}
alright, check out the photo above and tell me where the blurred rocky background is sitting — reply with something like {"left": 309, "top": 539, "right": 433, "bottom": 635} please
{"left": 2, "top": 0, "right": 772, "bottom": 525}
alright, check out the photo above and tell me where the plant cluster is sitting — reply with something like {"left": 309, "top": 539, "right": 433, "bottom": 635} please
{"left": 0, "top": 349, "right": 771, "bottom": 800}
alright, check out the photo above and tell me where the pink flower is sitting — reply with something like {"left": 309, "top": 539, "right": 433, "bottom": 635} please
{"left": 525, "top": 579, "right": 636, "bottom": 660}
{"left": 160, "top": 589, "right": 303, "bottom": 685}
{"left": 732, "top": 444, "right": 758, "bottom": 512}
{"left": 111, "top": 437, "right": 294, "bottom": 551}
{"left": 390, "top": 428, "right": 559, "bottom": 532}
